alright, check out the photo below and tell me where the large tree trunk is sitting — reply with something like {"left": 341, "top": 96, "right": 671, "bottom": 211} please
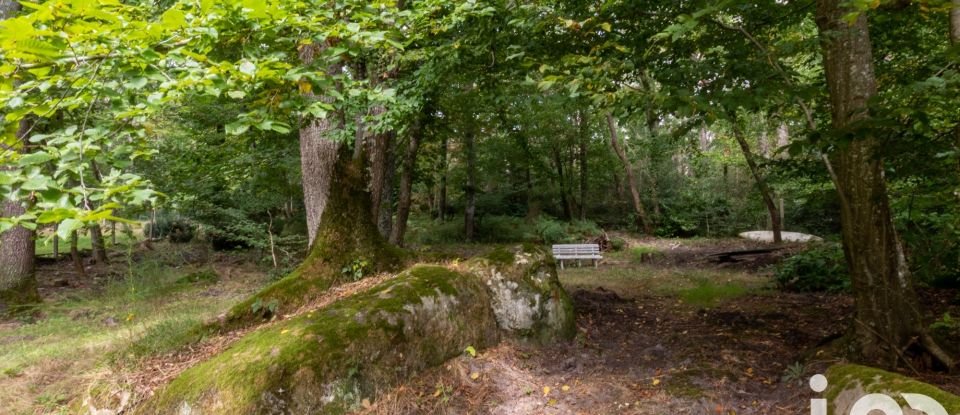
{"left": 731, "top": 123, "right": 783, "bottom": 243}
{"left": 464, "top": 131, "right": 477, "bottom": 241}
{"left": 815, "top": 0, "right": 949, "bottom": 368}
{"left": 298, "top": 44, "right": 342, "bottom": 247}
{"left": 578, "top": 111, "right": 589, "bottom": 221}
{"left": 389, "top": 117, "right": 423, "bottom": 246}
{"left": 0, "top": 113, "right": 39, "bottom": 314}
{"left": 222, "top": 145, "right": 402, "bottom": 330}
{"left": 137, "top": 247, "right": 574, "bottom": 415}
{"left": 606, "top": 114, "right": 653, "bottom": 235}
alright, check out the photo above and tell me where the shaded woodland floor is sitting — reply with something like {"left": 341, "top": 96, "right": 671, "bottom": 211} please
{"left": 1, "top": 237, "right": 959, "bottom": 414}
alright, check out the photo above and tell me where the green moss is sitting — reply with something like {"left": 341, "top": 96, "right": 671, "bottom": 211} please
{"left": 825, "top": 364, "right": 960, "bottom": 413}
{"left": 138, "top": 264, "right": 498, "bottom": 414}
{"left": 485, "top": 246, "right": 516, "bottom": 265}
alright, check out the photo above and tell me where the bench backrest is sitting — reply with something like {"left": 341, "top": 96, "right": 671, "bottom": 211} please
{"left": 551, "top": 244, "right": 601, "bottom": 256}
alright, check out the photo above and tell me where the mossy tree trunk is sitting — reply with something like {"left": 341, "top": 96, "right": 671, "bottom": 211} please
{"left": 138, "top": 246, "right": 573, "bottom": 415}
{"left": 298, "top": 43, "right": 342, "bottom": 248}
{"left": 223, "top": 144, "right": 403, "bottom": 328}
{"left": 816, "top": 0, "right": 953, "bottom": 369}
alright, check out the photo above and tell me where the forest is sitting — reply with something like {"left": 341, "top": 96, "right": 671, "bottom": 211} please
{"left": 1, "top": 0, "right": 960, "bottom": 414}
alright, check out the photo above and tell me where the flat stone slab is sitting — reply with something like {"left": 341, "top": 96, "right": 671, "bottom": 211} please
{"left": 738, "top": 230, "right": 823, "bottom": 243}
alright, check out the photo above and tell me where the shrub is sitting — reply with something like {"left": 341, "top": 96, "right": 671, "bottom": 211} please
{"left": 775, "top": 243, "right": 850, "bottom": 292}
{"left": 610, "top": 237, "right": 627, "bottom": 251}
{"left": 144, "top": 216, "right": 194, "bottom": 243}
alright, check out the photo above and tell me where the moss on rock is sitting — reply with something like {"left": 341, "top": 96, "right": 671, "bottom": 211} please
{"left": 825, "top": 364, "right": 960, "bottom": 414}
{"left": 137, "top": 265, "right": 499, "bottom": 414}
{"left": 138, "top": 246, "right": 575, "bottom": 414}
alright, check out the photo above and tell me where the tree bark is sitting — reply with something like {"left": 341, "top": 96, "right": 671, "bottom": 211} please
{"left": 366, "top": 105, "right": 396, "bottom": 239}
{"left": 816, "top": 0, "right": 940, "bottom": 367}
{"left": 89, "top": 223, "right": 108, "bottom": 264}
{"left": 952, "top": 0, "right": 960, "bottom": 183}
{"left": 731, "top": 123, "right": 782, "bottom": 243}
{"left": 606, "top": 114, "right": 653, "bottom": 235}
{"left": 552, "top": 147, "right": 573, "bottom": 221}
{"left": 464, "top": 131, "right": 477, "bottom": 241}
{"left": 70, "top": 230, "right": 86, "bottom": 279}
{"left": 389, "top": 117, "right": 423, "bottom": 246}
{"left": 298, "top": 44, "right": 342, "bottom": 247}
{"left": 578, "top": 110, "right": 589, "bottom": 221}
{"left": 438, "top": 135, "right": 448, "bottom": 222}
{"left": 0, "top": 86, "right": 39, "bottom": 314}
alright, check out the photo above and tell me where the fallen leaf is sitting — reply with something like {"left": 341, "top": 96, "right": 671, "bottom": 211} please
{"left": 543, "top": 386, "right": 551, "bottom": 396}
{"left": 652, "top": 378, "right": 661, "bottom": 386}
{"left": 561, "top": 385, "right": 570, "bottom": 392}
{"left": 470, "top": 372, "right": 480, "bottom": 380}
{"left": 361, "top": 398, "right": 371, "bottom": 409}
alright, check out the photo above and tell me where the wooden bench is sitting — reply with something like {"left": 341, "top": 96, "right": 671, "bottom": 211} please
{"left": 551, "top": 244, "right": 602, "bottom": 269}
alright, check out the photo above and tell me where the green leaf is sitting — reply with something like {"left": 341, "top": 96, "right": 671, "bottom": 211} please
{"left": 18, "top": 151, "right": 54, "bottom": 166}
{"left": 225, "top": 122, "right": 250, "bottom": 136}
{"left": 227, "top": 90, "right": 246, "bottom": 99}
{"left": 57, "top": 218, "right": 83, "bottom": 240}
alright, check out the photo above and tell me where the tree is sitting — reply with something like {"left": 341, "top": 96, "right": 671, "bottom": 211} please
{"left": 0, "top": 0, "right": 39, "bottom": 315}
{"left": 815, "top": 0, "right": 953, "bottom": 368}
{"left": 731, "top": 115, "right": 782, "bottom": 243}
{"left": 606, "top": 114, "right": 654, "bottom": 235}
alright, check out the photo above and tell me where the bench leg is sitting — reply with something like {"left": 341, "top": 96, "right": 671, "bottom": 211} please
{"left": 577, "top": 259, "right": 582, "bottom": 268}
{"left": 559, "top": 260, "right": 564, "bottom": 270}
{"left": 593, "top": 259, "right": 598, "bottom": 268}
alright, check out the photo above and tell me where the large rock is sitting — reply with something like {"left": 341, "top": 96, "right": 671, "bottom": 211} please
{"left": 826, "top": 364, "right": 960, "bottom": 415}
{"left": 135, "top": 246, "right": 573, "bottom": 414}
{"left": 738, "top": 230, "right": 823, "bottom": 243}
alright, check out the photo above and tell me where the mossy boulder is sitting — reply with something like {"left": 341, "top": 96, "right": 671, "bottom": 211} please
{"left": 137, "top": 247, "right": 574, "bottom": 414}
{"left": 826, "top": 364, "right": 960, "bottom": 414}
{"left": 461, "top": 245, "right": 575, "bottom": 343}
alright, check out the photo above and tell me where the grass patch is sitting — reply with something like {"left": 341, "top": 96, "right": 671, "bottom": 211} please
{"left": 677, "top": 279, "right": 749, "bottom": 308}
{"left": 0, "top": 253, "right": 265, "bottom": 414}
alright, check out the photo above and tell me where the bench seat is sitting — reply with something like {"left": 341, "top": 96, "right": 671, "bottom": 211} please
{"left": 551, "top": 244, "right": 603, "bottom": 269}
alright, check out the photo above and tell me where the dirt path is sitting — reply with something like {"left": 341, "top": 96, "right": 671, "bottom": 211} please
{"left": 352, "top": 238, "right": 879, "bottom": 414}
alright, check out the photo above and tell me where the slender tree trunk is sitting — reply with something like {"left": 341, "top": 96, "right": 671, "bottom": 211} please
{"left": 389, "top": 118, "right": 423, "bottom": 246}
{"left": 89, "top": 223, "right": 108, "bottom": 264}
{"left": 439, "top": 135, "right": 448, "bottom": 222}
{"left": 464, "top": 131, "right": 477, "bottom": 241}
{"left": 731, "top": 123, "right": 782, "bottom": 243}
{"left": 298, "top": 44, "right": 342, "bottom": 247}
{"left": 816, "top": 0, "right": 952, "bottom": 368}
{"left": 70, "top": 230, "right": 86, "bottom": 278}
{"left": 606, "top": 114, "right": 653, "bottom": 234}
{"left": 952, "top": 0, "right": 960, "bottom": 183}
{"left": 52, "top": 227, "right": 59, "bottom": 260}
{"left": 553, "top": 147, "right": 573, "bottom": 221}
{"left": 578, "top": 111, "right": 589, "bottom": 221}
{"left": 366, "top": 104, "right": 396, "bottom": 239}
